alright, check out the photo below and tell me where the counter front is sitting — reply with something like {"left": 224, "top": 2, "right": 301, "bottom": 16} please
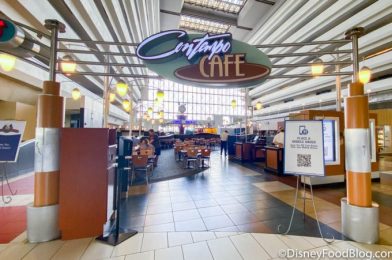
{"left": 265, "top": 146, "right": 284, "bottom": 174}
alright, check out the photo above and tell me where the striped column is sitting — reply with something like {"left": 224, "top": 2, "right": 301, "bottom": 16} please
{"left": 34, "top": 81, "right": 63, "bottom": 206}
{"left": 344, "top": 82, "right": 372, "bottom": 207}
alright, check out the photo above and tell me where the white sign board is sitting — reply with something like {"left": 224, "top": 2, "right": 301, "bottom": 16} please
{"left": 0, "top": 120, "right": 26, "bottom": 162}
{"left": 284, "top": 120, "right": 325, "bottom": 176}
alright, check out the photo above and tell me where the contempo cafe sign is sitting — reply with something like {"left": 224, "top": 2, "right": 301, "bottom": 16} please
{"left": 136, "top": 30, "right": 272, "bottom": 88}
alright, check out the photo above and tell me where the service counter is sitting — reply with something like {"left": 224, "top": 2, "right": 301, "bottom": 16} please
{"left": 233, "top": 142, "right": 253, "bottom": 161}
{"left": 264, "top": 146, "right": 284, "bottom": 174}
{"left": 252, "top": 144, "right": 266, "bottom": 161}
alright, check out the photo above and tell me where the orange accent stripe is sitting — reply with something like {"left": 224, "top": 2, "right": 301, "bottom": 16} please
{"left": 347, "top": 171, "right": 372, "bottom": 207}
{"left": 348, "top": 82, "right": 364, "bottom": 96}
{"left": 34, "top": 171, "right": 59, "bottom": 206}
{"left": 345, "top": 96, "right": 369, "bottom": 128}
{"left": 36, "top": 95, "right": 64, "bottom": 128}
{"left": 43, "top": 81, "right": 60, "bottom": 95}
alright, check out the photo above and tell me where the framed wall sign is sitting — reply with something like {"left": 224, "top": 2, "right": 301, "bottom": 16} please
{"left": 0, "top": 120, "right": 26, "bottom": 162}
{"left": 136, "top": 30, "right": 272, "bottom": 88}
{"left": 284, "top": 120, "right": 325, "bottom": 176}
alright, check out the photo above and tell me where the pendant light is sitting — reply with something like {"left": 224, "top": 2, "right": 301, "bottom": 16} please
{"left": 231, "top": 99, "right": 237, "bottom": 108}
{"left": 122, "top": 100, "right": 130, "bottom": 111}
{"left": 359, "top": 66, "right": 371, "bottom": 84}
{"left": 0, "top": 53, "right": 16, "bottom": 72}
{"left": 109, "top": 92, "right": 116, "bottom": 103}
{"left": 60, "top": 54, "right": 76, "bottom": 74}
{"left": 116, "top": 80, "right": 128, "bottom": 97}
{"left": 71, "top": 88, "right": 81, "bottom": 100}
{"left": 157, "top": 89, "right": 164, "bottom": 102}
{"left": 311, "top": 58, "right": 324, "bottom": 76}
{"left": 255, "top": 101, "right": 262, "bottom": 110}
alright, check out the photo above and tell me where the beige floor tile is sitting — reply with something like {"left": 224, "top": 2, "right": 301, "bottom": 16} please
{"left": 379, "top": 227, "right": 392, "bottom": 245}
{"left": 52, "top": 237, "right": 93, "bottom": 260}
{"left": 207, "top": 237, "right": 242, "bottom": 260}
{"left": 279, "top": 235, "right": 315, "bottom": 250}
{"left": 10, "top": 231, "right": 27, "bottom": 243}
{"left": 229, "top": 233, "right": 270, "bottom": 260}
{"left": 81, "top": 240, "right": 114, "bottom": 260}
{"left": 155, "top": 246, "right": 183, "bottom": 260}
{"left": 349, "top": 241, "right": 392, "bottom": 253}
{"left": 191, "top": 232, "right": 216, "bottom": 242}
{"left": 214, "top": 231, "right": 240, "bottom": 238}
{"left": 102, "top": 256, "right": 125, "bottom": 260}
{"left": 145, "top": 212, "right": 173, "bottom": 226}
{"left": 124, "top": 251, "right": 154, "bottom": 260}
{"left": 0, "top": 244, "right": 7, "bottom": 253}
{"left": 144, "top": 222, "right": 175, "bottom": 232}
{"left": 379, "top": 223, "right": 391, "bottom": 231}
{"left": 168, "top": 232, "right": 193, "bottom": 247}
{"left": 23, "top": 240, "right": 64, "bottom": 260}
{"left": 0, "top": 242, "right": 36, "bottom": 260}
{"left": 251, "top": 233, "right": 289, "bottom": 259}
{"left": 253, "top": 182, "right": 294, "bottom": 193}
{"left": 111, "top": 233, "right": 143, "bottom": 257}
{"left": 329, "top": 241, "right": 364, "bottom": 252}
{"left": 182, "top": 241, "right": 213, "bottom": 260}
{"left": 302, "top": 236, "right": 331, "bottom": 248}
{"left": 141, "top": 233, "right": 168, "bottom": 252}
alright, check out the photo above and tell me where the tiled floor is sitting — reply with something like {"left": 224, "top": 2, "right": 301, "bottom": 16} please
{"left": 1, "top": 149, "right": 392, "bottom": 252}
{"left": 1, "top": 231, "right": 392, "bottom": 260}
{"left": 121, "top": 152, "right": 343, "bottom": 239}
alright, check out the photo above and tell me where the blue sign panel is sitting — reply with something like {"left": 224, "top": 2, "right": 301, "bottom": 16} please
{"left": 0, "top": 121, "right": 26, "bottom": 162}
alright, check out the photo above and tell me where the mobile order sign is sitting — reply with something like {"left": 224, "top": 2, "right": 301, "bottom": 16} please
{"left": 284, "top": 120, "right": 325, "bottom": 176}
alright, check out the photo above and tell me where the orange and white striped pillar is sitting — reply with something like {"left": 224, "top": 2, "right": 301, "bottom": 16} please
{"left": 27, "top": 20, "right": 65, "bottom": 243}
{"left": 341, "top": 28, "right": 378, "bottom": 244}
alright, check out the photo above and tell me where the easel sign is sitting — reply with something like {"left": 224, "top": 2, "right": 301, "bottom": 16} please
{"left": 0, "top": 120, "right": 26, "bottom": 162}
{"left": 283, "top": 120, "right": 325, "bottom": 176}
{"left": 280, "top": 120, "right": 333, "bottom": 242}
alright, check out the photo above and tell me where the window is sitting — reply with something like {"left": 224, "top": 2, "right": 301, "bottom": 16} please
{"left": 140, "top": 79, "right": 246, "bottom": 130}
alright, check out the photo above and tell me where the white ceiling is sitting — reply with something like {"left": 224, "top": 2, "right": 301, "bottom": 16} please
{"left": 0, "top": 0, "right": 391, "bottom": 123}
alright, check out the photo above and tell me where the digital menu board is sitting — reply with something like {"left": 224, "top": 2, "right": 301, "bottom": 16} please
{"left": 323, "top": 120, "right": 336, "bottom": 163}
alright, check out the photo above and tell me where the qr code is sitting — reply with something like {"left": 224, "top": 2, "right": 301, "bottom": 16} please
{"left": 297, "top": 154, "right": 311, "bottom": 167}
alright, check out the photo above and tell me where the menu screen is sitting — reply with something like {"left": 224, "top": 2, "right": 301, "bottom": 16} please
{"left": 323, "top": 120, "right": 336, "bottom": 162}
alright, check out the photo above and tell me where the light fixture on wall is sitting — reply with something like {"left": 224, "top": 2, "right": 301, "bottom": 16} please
{"left": 159, "top": 118, "right": 164, "bottom": 124}
{"left": 60, "top": 54, "right": 76, "bottom": 74}
{"left": 311, "top": 58, "right": 324, "bottom": 76}
{"left": 231, "top": 99, "right": 237, "bottom": 108}
{"left": 255, "top": 101, "right": 262, "bottom": 110}
{"left": 116, "top": 80, "right": 128, "bottom": 97}
{"left": 0, "top": 53, "right": 16, "bottom": 72}
{"left": 359, "top": 66, "right": 371, "bottom": 84}
{"left": 109, "top": 92, "right": 116, "bottom": 103}
{"left": 122, "top": 100, "right": 130, "bottom": 111}
{"left": 71, "top": 87, "right": 81, "bottom": 100}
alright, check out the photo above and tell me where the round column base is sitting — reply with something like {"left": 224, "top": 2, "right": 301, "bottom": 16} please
{"left": 341, "top": 197, "right": 379, "bottom": 244}
{"left": 27, "top": 204, "right": 60, "bottom": 243}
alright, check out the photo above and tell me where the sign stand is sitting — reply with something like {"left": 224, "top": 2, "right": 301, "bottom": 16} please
{"left": 277, "top": 175, "right": 334, "bottom": 243}
{"left": 1, "top": 162, "right": 17, "bottom": 204}
{"left": 96, "top": 164, "right": 137, "bottom": 246}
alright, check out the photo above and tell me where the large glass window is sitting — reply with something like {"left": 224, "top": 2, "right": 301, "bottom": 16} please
{"left": 139, "top": 79, "right": 245, "bottom": 123}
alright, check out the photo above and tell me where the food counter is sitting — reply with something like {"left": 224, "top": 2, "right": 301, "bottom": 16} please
{"left": 264, "top": 146, "right": 284, "bottom": 174}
